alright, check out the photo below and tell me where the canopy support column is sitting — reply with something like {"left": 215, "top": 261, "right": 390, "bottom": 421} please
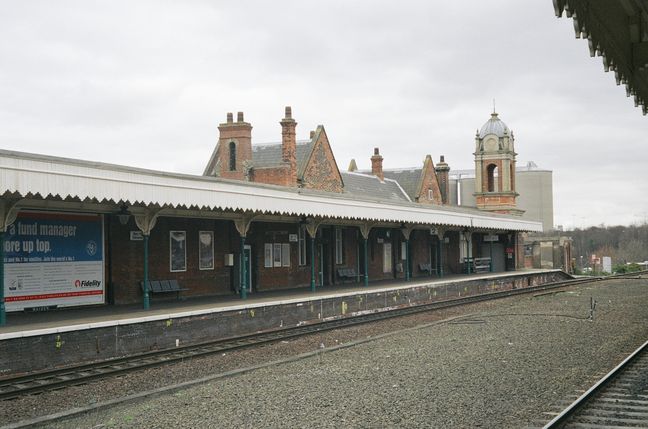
{"left": 304, "top": 218, "right": 323, "bottom": 292}
{"left": 234, "top": 214, "right": 256, "bottom": 300}
{"left": 401, "top": 225, "right": 413, "bottom": 281}
{"left": 135, "top": 208, "right": 162, "bottom": 310}
{"left": 359, "top": 223, "right": 374, "bottom": 287}
{"left": 465, "top": 229, "right": 473, "bottom": 275}
{"left": 434, "top": 227, "right": 446, "bottom": 278}
{"left": 489, "top": 235, "right": 494, "bottom": 272}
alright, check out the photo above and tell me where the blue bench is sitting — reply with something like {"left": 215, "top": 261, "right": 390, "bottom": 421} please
{"left": 140, "top": 279, "right": 189, "bottom": 300}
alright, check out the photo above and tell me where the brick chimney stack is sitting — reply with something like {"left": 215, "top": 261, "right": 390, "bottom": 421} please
{"left": 371, "top": 147, "right": 384, "bottom": 181}
{"left": 280, "top": 106, "right": 297, "bottom": 185}
{"left": 217, "top": 110, "right": 252, "bottom": 180}
{"left": 435, "top": 155, "right": 451, "bottom": 204}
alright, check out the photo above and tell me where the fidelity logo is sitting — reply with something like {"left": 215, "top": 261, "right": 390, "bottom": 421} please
{"left": 74, "top": 279, "right": 101, "bottom": 288}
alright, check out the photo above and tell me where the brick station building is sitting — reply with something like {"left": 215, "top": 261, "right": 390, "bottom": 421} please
{"left": 0, "top": 107, "right": 541, "bottom": 320}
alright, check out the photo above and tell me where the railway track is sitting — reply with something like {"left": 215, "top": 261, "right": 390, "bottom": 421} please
{"left": 0, "top": 273, "right": 642, "bottom": 401}
{"left": 543, "top": 338, "right": 648, "bottom": 428}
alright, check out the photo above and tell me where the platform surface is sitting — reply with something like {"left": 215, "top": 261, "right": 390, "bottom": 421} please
{"left": 0, "top": 269, "right": 556, "bottom": 339}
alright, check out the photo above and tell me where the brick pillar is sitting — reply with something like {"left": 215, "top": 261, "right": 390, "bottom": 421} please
{"left": 371, "top": 148, "right": 384, "bottom": 181}
{"left": 281, "top": 106, "right": 297, "bottom": 185}
{"left": 435, "top": 155, "right": 450, "bottom": 204}
{"left": 217, "top": 111, "right": 253, "bottom": 181}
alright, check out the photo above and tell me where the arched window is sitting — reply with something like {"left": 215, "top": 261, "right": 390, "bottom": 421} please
{"left": 229, "top": 142, "right": 236, "bottom": 171}
{"left": 487, "top": 164, "right": 498, "bottom": 192}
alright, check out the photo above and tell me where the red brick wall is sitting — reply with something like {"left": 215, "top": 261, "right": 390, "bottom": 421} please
{"left": 301, "top": 130, "right": 343, "bottom": 193}
{"left": 251, "top": 165, "right": 295, "bottom": 187}
{"left": 216, "top": 117, "right": 253, "bottom": 181}
{"left": 445, "top": 231, "right": 461, "bottom": 274}
{"left": 417, "top": 157, "right": 443, "bottom": 205}
{"left": 246, "top": 222, "right": 311, "bottom": 292}
{"left": 110, "top": 216, "right": 237, "bottom": 305}
{"left": 410, "top": 230, "right": 433, "bottom": 278}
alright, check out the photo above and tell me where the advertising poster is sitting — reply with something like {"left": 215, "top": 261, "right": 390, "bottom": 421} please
{"left": 4, "top": 211, "right": 104, "bottom": 311}
{"left": 169, "top": 231, "right": 186, "bottom": 272}
{"left": 198, "top": 231, "right": 214, "bottom": 270}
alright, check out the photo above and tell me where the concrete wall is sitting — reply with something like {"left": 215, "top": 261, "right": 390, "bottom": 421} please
{"left": 0, "top": 270, "right": 572, "bottom": 377}
{"left": 449, "top": 170, "right": 554, "bottom": 232}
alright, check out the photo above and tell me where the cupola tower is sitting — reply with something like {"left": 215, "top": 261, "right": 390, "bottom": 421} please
{"left": 473, "top": 111, "right": 524, "bottom": 216}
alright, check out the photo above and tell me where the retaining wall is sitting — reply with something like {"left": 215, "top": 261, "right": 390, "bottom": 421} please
{"left": 0, "top": 270, "right": 571, "bottom": 377}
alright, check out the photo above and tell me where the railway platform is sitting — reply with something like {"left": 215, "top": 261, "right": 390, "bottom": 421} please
{"left": 0, "top": 269, "right": 569, "bottom": 377}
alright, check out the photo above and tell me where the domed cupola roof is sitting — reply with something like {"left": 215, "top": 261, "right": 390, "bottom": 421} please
{"left": 479, "top": 112, "right": 510, "bottom": 138}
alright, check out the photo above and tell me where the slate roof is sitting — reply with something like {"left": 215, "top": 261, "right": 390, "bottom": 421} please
{"left": 382, "top": 168, "right": 423, "bottom": 200}
{"left": 251, "top": 140, "right": 314, "bottom": 171}
{"left": 340, "top": 171, "right": 411, "bottom": 203}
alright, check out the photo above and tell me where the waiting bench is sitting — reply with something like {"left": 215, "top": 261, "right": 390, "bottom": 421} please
{"left": 337, "top": 268, "right": 358, "bottom": 283}
{"left": 473, "top": 257, "right": 491, "bottom": 273}
{"left": 419, "top": 263, "right": 434, "bottom": 276}
{"left": 463, "top": 257, "right": 491, "bottom": 274}
{"left": 140, "top": 279, "right": 189, "bottom": 300}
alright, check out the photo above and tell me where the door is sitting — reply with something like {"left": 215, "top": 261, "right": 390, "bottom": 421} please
{"left": 481, "top": 243, "right": 505, "bottom": 272}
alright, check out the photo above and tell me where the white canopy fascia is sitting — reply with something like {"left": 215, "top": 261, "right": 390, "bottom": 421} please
{"left": 0, "top": 150, "right": 542, "bottom": 232}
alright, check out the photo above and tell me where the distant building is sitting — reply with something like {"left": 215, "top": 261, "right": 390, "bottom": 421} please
{"left": 448, "top": 162, "right": 554, "bottom": 233}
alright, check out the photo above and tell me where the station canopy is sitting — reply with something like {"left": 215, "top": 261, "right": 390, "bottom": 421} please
{"left": 0, "top": 149, "right": 542, "bottom": 232}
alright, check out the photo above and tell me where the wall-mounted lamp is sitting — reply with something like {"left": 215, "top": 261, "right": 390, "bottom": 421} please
{"left": 117, "top": 204, "right": 131, "bottom": 226}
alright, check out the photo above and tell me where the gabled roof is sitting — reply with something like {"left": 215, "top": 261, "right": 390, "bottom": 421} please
{"left": 382, "top": 168, "right": 423, "bottom": 201}
{"left": 251, "top": 140, "right": 314, "bottom": 171}
{"left": 340, "top": 171, "right": 411, "bottom": 203}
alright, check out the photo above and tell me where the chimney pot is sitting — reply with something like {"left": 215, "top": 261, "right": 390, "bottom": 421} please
{"left": 237, "top": 112, "right": 244, "bottom": 122}
{"left": 374, "top": 147, "right": 380, "bottom": 155}
{"left": 227, "top": 112, "right": 233, "bottom": 123}
{"left": 285, "top": 106, "right": 292, "bottom": 119}
{"left": 440, "top": 155, "right": 445, "bottom": 163}
{"left": 310, "top": 130, "right": 315, "bottom": 139}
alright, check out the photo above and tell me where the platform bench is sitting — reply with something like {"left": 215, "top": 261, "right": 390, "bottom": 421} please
{"left": 471, "top": 257, "right": 492, "bottom": 274}
{"left": 419, "top": 263, "right": 434, "bottom": 275}
{"left": 337, "top": 268, "right": 358, "bottom": 283}
{"left": 140, "top": 279, "right": 189, "bottom": 300}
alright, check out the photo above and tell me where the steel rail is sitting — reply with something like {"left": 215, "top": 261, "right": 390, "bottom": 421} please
{"left": 0, "top": 273, "right": 643, "bottom": 401}
{"left": 542, "top": 338, "right": 648, "bottom": 428}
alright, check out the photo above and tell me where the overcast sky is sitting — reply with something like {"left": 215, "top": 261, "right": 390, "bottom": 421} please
{"left": 1, "top": 1, "right": 646, "bottom": 229}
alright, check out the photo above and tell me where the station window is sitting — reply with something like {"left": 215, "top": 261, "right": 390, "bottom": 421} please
{"left": 229, "top": 141, "right": 236, "bottom": 171}
{"left": 298, "top": 226, "right": 307, "bottom": 266}
{"left": 383, "top": 242, "right": 392, "bottom": 273}
{"left": 459, "top": 232, "right": 468, "bottom": 262}
{"left": 264, "top": 242, "right": 291, "bottom": 268}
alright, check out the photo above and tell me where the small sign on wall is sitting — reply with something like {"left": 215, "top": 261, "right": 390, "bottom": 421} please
{"left": 130, "top": 231, "right": 143, "bottom": 241}
{"left": 289, "top": 234, "right": 298, "bottom": 242}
